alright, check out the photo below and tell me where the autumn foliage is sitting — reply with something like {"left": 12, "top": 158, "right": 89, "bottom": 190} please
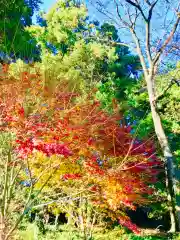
{"left": 0, "top": 65, "right": 162, "bottom": 234}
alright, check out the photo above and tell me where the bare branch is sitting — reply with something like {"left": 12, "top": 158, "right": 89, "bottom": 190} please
{"left": 130, "top": 27, "right": 149, "bottom": 76}
{"left": 114, "top": 0, "right": 131, "bottom": 28}
{"left": 125, "top": 0, "right": 147, "bottom": 21}
{"left": 146, "top": 1, "right": 159, "bottom": 64}
{"left": 90, "top": 0, "right": 123, "bottom": 28}
{"left": 155, "top": 78, "right": 180, "bottom": 101}
{"left": 153, "top": 13, "right": 180, "bottom": 65}
{"left": 85, "top": 36, "right": 130, "bottom": 47}
{"left": 145, "top": 0, "right": 152, "bottom": 6}
{"left": 113, "top": 0, "right": 148, "bottom": 74}
{"left": 148, "top": 0, "right": 159, "bottom": 21}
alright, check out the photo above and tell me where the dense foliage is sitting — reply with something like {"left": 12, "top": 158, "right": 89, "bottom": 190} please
{"left": 0, "top": 65, "right": 162, "bottom": 239}
{"left": 0, "top": 0, "right": 42, "bottom": 61}
{"left": 0, "top": 0, "right": 179, "bottom": 239}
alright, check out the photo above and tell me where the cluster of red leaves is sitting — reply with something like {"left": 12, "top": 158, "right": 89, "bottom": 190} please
{"left": 15, "top": 139, "right": 72, "bottom": 159}
{"left": 119, "top": 216, "right": 141, "bottom": 234}
{"left": 0, "top": 69, "right": 163, "bottom": 234}
{"left": 62, "top": 173, "right": 82, "bottom": 180}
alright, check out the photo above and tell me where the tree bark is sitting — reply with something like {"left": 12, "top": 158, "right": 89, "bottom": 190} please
{"left": 0, "top": 215, "right": 5, "bottom": 240}
{"left": 146, "top": 74, "right": 180, "bottom": 232}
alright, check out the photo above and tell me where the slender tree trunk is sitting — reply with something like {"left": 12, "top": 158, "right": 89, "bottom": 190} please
{"left": 0, "top": 215, "right": 5, "bottom": 240}
{"left": 146, "top": 74, "right": 180, "bottom": 232}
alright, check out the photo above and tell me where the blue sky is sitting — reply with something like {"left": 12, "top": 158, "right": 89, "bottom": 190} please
{"left": 32, "top": 0, "right": 57, "bottom": 23}
{"left": 32, "top": 0, "right": 179, "bottom": 58}
{"left": 39, "top": 0, "right": 57, "bottom": 11}
{"left": 32, "top": 0, "right": 101, "bottom": 24}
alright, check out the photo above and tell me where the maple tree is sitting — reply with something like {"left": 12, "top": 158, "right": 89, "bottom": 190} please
{"left": 0, "top": 65, "right": 162, "bottom": 238}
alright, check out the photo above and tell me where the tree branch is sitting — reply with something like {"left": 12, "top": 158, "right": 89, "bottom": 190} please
{"left": 146, "top": 0, "right": 159, "bottom": 65}
{"left": 146, "top": 21, "right": 152, "bottom": 64}
{"left": 135, "top": 78, "right": 180, "bottom": 99}
{"left": 153, "top": 13, "right": 180, "bottom": 65}
{"left": 130, "top": 27, "right": 149, "bottom": 77}
{"left": 113, "top": 0, "right": 148, "bottom": 76}
{"left": 85, "top": 36, "right": 130, "bottom": 47}
{"left": 125, "top": 0, "right": 147, "bottom": 21}
{"left": 155, "top": 78, "right": 180, "bottom": 101}
{"left": 114, "top": 0, "right": 131, "bottom": 28}
{"left": 145, "top": 0, "right": 151, "bottom": 6}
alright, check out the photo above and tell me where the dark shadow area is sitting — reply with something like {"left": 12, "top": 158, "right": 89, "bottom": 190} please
{"left": 127, "top": 206, "right": 170, "bottom": 231}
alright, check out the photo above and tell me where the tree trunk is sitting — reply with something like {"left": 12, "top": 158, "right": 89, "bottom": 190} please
{"left": 146, "top": 74, "right": 180, "bottom": 232}
{"left": 0, "top": 215, "right": 5, "bottom": 240}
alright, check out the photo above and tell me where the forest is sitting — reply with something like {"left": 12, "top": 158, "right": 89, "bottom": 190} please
{"left": 0, "top": 0, "right": 180, "bottom": 239}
